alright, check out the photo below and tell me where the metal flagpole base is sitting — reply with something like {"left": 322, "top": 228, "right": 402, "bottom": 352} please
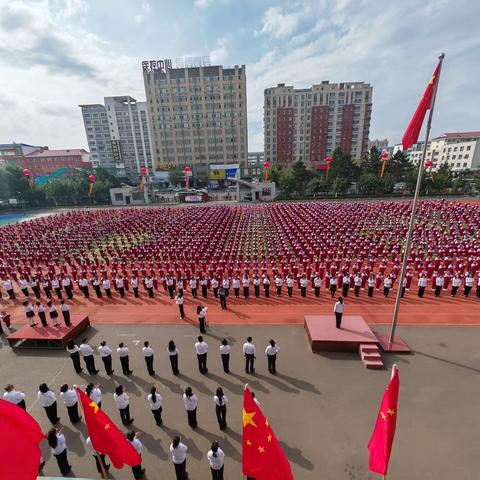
{"left": 375, "top": 333, "right": 412, "bottom": 353}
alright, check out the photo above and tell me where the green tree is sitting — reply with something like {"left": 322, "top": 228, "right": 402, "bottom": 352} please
{"left": 168, "top": 169, "right": 183, "bottom": 187}
{"left": 380, "top": 172, "right": 395, "bottom": 194}
{"left": 306, "top": 176, "right": 326, "bottom": 196}
{"left": 330, "top": 177, "right": 350, "bottom": 195}
{"left": 278, "top": 170, "right": 296, "bottom": 198}
{"left": 429, "top": 162, "right": 452, "bottom": 191}
{"left": 389, "top": 151, "right": 414, "bottom": 182}
{"left": 268, "top": 165, "right": 284, "bottom": 185}
{"left": 291, "top": 161, "right": 314, "bottom": 195}
{"left": 358, "top": 173, "right": 381, "bottom": 195}
{"left": 360, "top": 147, "right": 383, "bottom": 176}
{"left": 328, "top": 148, "right": 359, "bottom": 185}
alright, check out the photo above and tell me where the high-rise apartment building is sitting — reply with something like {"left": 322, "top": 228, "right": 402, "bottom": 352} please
{"left": 142, "top": 59, "right": 247, "bottom": 184}
{"left": 79, "top": 96, "right": 153, "bottom": 180}
{"left": 264, "top": 81, "right": 373, "bottom": 166}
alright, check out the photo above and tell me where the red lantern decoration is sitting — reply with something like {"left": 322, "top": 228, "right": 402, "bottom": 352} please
{"left": 185, "top": 166, "right": 191, "bottom": 190}
{"left": 88, "top": 175, "right": 97, "bottom": 182}
{"left": 140, "top": 167, "right": 148, "bottom": 175}
{"left": 263, "top": 161, "right": 271, "bottom": 181}
{"left": 263, "top": 161, "right": 270, "bottom": 168}
{"left": 88, "top": 175, "right": 97, "bottom": 196}
{"left": 325, "top": 156, "right": 333, "bottom": 180}
{"left": 424, "top": 160, "right": 433, "bottom": 168}
{"left": 380, "top": 153, "right": 389, "bottom": 178}
{"left": 23, "top": 169, "right": 32, "bottom": 176}
{"left": 381, "top": 152, "right": 389, "bottom": 159}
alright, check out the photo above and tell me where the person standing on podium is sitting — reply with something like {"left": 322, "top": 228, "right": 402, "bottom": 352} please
{"left": 334, "top": 297, "right": 344, "bottom": 329}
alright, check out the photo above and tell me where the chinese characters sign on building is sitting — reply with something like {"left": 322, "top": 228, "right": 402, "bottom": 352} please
{"left": 111, "top": 140, "right": 122, "bottom": 161}
{"left": 142, "top": 59, "right": 173, "bottom": 73}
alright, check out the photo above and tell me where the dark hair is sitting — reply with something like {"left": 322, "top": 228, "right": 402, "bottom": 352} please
{"left": 67, "top": 340, "right": 75, "bottom": 349}
{"left": 126, "top": 431, "right": 135, "bottom": 442}
{"left": 115, "top": 385, "right": 124, "bottom": 396}
{"left": 119, "top": 342, "right": 124, "bottom": 348}
{"left": 100, "top": 341, "right": 106, "bottom": 346}
{"left": 47, "top": 428, "right": 58, "bottom": 448}
{"left": 221, "top": 338, "right": 228, "bottom": 346}
{"left": 338, "top": 297, "right": 343, "bottom": 303}
{"left": 198, "top": 335, "right": 203, "bottom": 342}
{"left": 144, "top": 341, "right": 149, "bottom": 347}
{"left": 60, "top": 300, "right": 65, "bottom": 305}
{"left": 211, "top": 440, "right": 219, "bottom": 456}
{"left": 197, "top": 305, "right": 202, "bottom": 314}
{"left": 168, "top": 340, "right": 176, "bottom": 352}
{"left": 247, "top": 336, "right": 252, "bottom": 342}
{"left": 269, "top": 339, "right": 275, "bottom": 347}
{"left": 5, "top": 384, "right": 13, "bottom": 392}
{"left": 86, "top": 383, "right": 94, "bottom": 397}
{"left": 185, "top": 387, "right": 192, "bottom": 397}
{"left": 60, "top": 384, "right": 68, "bottom": 393}
{"left": 216, "top": 387, "right": 224, "bottom": 405}
{"left": 22, "top": 301, "right": 28, "bottom": 306}
{"left": 81, "top": 338, "right": 87, "bottom": 344}
{"left": 151, "top": 386, "right": 157, "bottom": 403}
{"left": 36, "top": 301, "right": 41, "bottom": 306}
{"left": 251, "top": 391, "right": 255, "bottom": 399}
{"left": 47, "top": 301, "right": 52, "bottom": 307}
{"left": 39, "top": 383, "right": 49, "bottom": 393}
{"left": 172, "top": 435, "right": 180, "bottom": 448}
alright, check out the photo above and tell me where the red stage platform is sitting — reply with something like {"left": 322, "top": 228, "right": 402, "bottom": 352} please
{"left": 304, "top": 315, "right": 378, "bottom": 353}
{"left": 7, "top": 315, "right": 91, "bottom": 350}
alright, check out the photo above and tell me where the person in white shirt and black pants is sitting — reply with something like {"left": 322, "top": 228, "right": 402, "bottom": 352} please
{"left": 170, "top": 436, "right": 188, "bottom": 480}
{"left": 38, "top": 383, "right": 60, "bottom": 424}
{"left": 195, "top": 336, "right": 208, "bottom": 374}
{"left": 168, "top": 340, "right": 179, "bottom": 375}
{"left": 47, "top": 427, "right": 71, "bottom": 476}
{"left": 131, "top": 276, "right": 139, "bottom": 297}
{"left": 66, "top": 340, "right": 82, "bottom": 373}
{"left": 60, "top": 300, "right": 71, "bottom": 327}
{"left": 219, "top": 339, "right": 231, "bottom": 373}
{"left": 148, "top": 386, "right": 163, "bottom": 426}
{"left": 243, "top": 337, "right": 256, "bottom": 373}
{"left": 3, "top": 384, "right": 26, "bottom": 410}
{"left": 127, "top": 431, "right": 145, "bottom": 479}
{"left": 213, "top": 387, "right": 228, "bottom": 430}
{"left": 80, "top": 339, "right": 99, "bottom": 374}
{"left": 117, "top": 342, "right": 133, "bottom": 375}
{"left": 265, "top": 339, "right": 280, "bottom": 374}
{"left": 98, "top": 341, "right": 114, "bottom": 375}
{"left": 197, "top": 305, "right": 208, "bottom": 334}
{"left": 183, "top": 387, "right": 198, "bottom": 428}
{"left": 207, "top": 440, "right": 225, "bottom": 480}
{"left": 175, "top": 292, "right": 185, "bottom": 320}
{"left": 60, "top": 384, "right": 81, "bottom": 423}
{"left": 334, "top": 297, "right": 344, "bottom": 329}
{"left": 114, "top": 385, "right": 133, "bottom": 425}
{"left": 143, "top": 341, "right": 155, "bottom": 376}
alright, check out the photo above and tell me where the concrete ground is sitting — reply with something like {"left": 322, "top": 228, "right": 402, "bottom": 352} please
{"left": 1, "top": 323, "right": 479, "bottom": 480}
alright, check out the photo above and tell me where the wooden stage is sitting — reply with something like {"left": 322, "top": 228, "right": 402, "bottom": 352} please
{"left": 7, "top": 315, "right": 90, "bottom": 350}
{"left": 304, "top": 315, "right": 378, "bottom": 353}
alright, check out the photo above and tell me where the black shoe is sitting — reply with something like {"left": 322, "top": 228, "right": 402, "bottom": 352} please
{"left": 128, "top": 419, "right": 134, "bottom": 424}
{"left": 127, "top": 370, "right": 133, "bottom": 375}
{"left": 108, "top": 370, "right": 114, "bottom": 375}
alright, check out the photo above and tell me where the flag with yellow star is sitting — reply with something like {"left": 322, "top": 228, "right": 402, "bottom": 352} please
{"left": 76, "top": 387, "right": 141, "bottom": 469}
{"left": 368, "top": 366, "right": 400, "bottom": 475}
{"left": 242, "top": 387, "right": 293, "bottom": 480}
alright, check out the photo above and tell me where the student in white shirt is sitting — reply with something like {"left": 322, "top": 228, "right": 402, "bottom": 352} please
{"left": 3, "top": 278, "right": 15, "bottom": 299}
{"left": 300, "top": 275, "right": 309, "bottom": 297}
{"left": 418, "top": 274, "right": 428, "bottom": 298}
{"left": 148, "top": 386, "right": 163, "bottom": 426}
{"left": 314, "top": 275, "right": 322, "bottom": 298}
{"left": 47, "top": 300, "right": 61, "bottom": 326}
{"left": 434, "top": 274, "right": 444, "bottom": 297}
{"left": 253, "top": 275, "right": 261, "bottom": 297}
{"left": 62, "top": 276, "right": 73, "bottom": 299}
{"left": 126, "top": 431, "right": 145, "bottom": 479}
{"left": 170, "top": 435, "right": 188, "bottom": 480}
{"left": 117, "top": 342, "right": 133, "bottom": 376}
{"left": 86, "top": 383, "right": 102, "bottom": 408}
{"left": 114, "top": 385, "right": 133, "bottom": 426}
{"left": 211, "top": 277, "right": 219, "bottom": 298}
{"left": 42, "top": 277, "right": 52, "bottom": 299}
{"left": 131, "top": 275, "right": 139, "bottom": 297}
{"left": 367, "top": 274, "right": 375, "bottom": 297}
{"left": 243, "top": 336, "right": 256, "bottom": 373}
{"left": 329, "top": 275, "right": 338, "bottom": 298}
{"left": 80, "top": 338, "right": 99, "bottom": 374}
{"left": 115, "top": 276, "right": 125, "bottom": 298}
{"left": 353, "top": 275, "right": 362, "bottom": 297}
{"left": 286, "top": 274, "right": 295, "bottom": 297}
{"left": 213, "top": 387, "right": 228, "bottom": 431}
{"left": 197, "top": 305, "right": 208, "bottom": 334}
{"left": 36, "top": 301, "right": 48, "bottom": 327}
{"left": 189, "top": 277, "right": 198, "bottom": 298}
{"left": 167, "top": 339, "right": 180, "bottom": 375}
{"left": 23, "top": 300, "right": 37, "bottom": 326}
{"left": 334, "top": 296, "right": 344, "bottom": 329}
{"left": 102, "top": 277, "right": 112, "bottom": 298}
{"left": 207, "top": 440, "right": 225, "bottom": 479}
{"left": 263, "top": 274, "right": 271, "bottom": 297}
{"left": 464, "top": 273, "right": 474, "bottom": 297}
{"left": 275, "top": 275, "right": 283, "bottom": 297}
{"left": 232, "top": 276, "right": 240, "bottom": 298}
{"left": 451, "top": 274, "right": 462, "bottom": 296}
{"left": 92, "top": 277, "right": 102, "bottom": 298}
{"left": 175, "top": 292, "right": 185, "bottom": 320}
{"left": 66, "top": 340, "right": 82, "bottom": 373}
{"left": 183, "top": 387, "right": 198, "bottom": 428}
{"left": 242, "top": 274, "right": 250, "bottom": 298}
{"left": 47, "top": 427, "right": 71, "bottom": 475}
{"left": 383, "top": 276, "right": 393, "bottom": 297}
{"left": 98, "top": 341, "right": 114, "bottom": 375}
{"left": 38, "top": 383, "right": 60, "bottom": 424}
{"left": 19, "top": 276, "right": 29, "bottom": 297}
{"left": 200, "top": 277, "right": 208, "bottom": 298}
{"left": 222, "top": 277, "right": 230, "bottom": 296}
{"left": 60, "top": 384, "right": 81, "bottom": 423}
{"left": 60, "top": 300, "right": 71, "bottom": 327}
{"left": 219, "top": 338, "right": 231, "bottom": 373}
{"left": 30, "top": 277, "right": 41, "bottom": 299}
{"left": 3, "top": 384, "right": 26, "bottom": 410}
{"left": 143, "top": 341, "right": 155, "bottom": 376}
{"left": 195, "top": 335, "right": 208, "bottom": 374}
{"left": 265, "top": 339, "right": 280, "bottom": 374}
{"left": 145, "top": 276, "right": 154, "bottom": 298}
{"left": 78, "top": 277, "right": 90, "bottom": 298}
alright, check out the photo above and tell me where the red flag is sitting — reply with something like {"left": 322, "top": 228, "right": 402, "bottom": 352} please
{"left": 76, "top": 388, "right": 140, "bottom": 469}
{"left": 402, "top": 60, "right": 442, "bottom": 150}
{"left": 368, "top": 366, "right": 400, "bottom": 475}
{"left": 242, "top": 387, "right": 293, "bottom": 480}
{"left": 0, "top": 398, "right": 45, "bottom": 480}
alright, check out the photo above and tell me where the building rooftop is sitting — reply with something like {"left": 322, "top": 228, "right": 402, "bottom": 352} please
{"left": 26, "top": 148, "right": 89, "bottom": 157}
{"left": 439, "top": 131, "right": 480, "bottom": 139}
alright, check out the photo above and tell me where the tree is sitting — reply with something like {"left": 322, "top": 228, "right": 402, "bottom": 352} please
{"left": 361, "top": 147, "right": 383, "bottom": 176}
{"left": 306, "top": 176, "right": 326, "bottom": 196}
{"left": 268, "top": 165, "right": 284, "bottom": 185}
{"left": 328, "top": 148, "right": 359, "bottom": 185}
{"left": 330, "top": 177, "right": 350, "bottom": 195}
{"left": 358, "top": 173, "right": 381, "bottom": 195}
{"left": 380, "top": 172, "right": 395, "bottom": 194}
{"left": 389, "top": 151, "right": 414, "bottom": 182}
{"left": 278, "top": 170, "right": 296, "bottom": 198}
{"left": 429, "top": 162, "right": 452, "bottom": 191}
{"left": 291, "top": 161, "right": 314, "bottom": 196}
{"left": 168, "top": 169, "right": 183, "bottom": 187}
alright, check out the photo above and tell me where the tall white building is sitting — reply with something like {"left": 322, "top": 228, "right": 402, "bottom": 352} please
{"left": 264, "top": 81, "right": 373, "bottom": 167}
{"left": 79, "top": 96, "right": 153, "bottom": 180}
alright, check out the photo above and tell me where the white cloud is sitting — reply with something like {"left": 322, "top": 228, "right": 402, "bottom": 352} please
{"left": 194, "top": 0, "right": 231, "bottom": 9}
{"left": 134, "top": 0, "right": 151, "bottom": 23}
{"left": 259, "top": 6, "right": 301, "bottom": 39}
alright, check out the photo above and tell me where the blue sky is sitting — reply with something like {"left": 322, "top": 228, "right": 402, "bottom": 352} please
{"left": 0, "top": 0, "right": 479, "bottom": 152}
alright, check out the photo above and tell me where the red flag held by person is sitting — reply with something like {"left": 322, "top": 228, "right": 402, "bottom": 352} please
{"left": 402, "top": 59, "right": 442, "bottom": 150}
{"left": 368, "top": 365, "right": 400, "bottom": 476}
{"left": 0, "top": 398, "right": 45, "bottom": 480}
{"left": 76, "top": 388, "right": 140, "bottom": 469}
{"left": 242, "top": 387, "right": 293, "bottom": 480}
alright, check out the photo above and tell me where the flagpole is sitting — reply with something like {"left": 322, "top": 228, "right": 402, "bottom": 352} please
{"left": 97, "top": 454, "right": 109, "bottom": 480}
{"left": 388, "top": 53, "right": 445, "bottom": 348}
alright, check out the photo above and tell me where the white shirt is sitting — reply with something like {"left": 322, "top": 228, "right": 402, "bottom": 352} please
{"left": 143, "top": 346, "right": 154, "bottom": 357}
{"left": 51, "top": 279, "right": 60, "bottom": 288}
{"left": 213, "top": 395, "right": 228, "bottom": 407}
{"left": 222, "top": 279, "right": 230, "bottom": 288}
{"left": 354, "top": 276, "right": 362, "bottom": 286}
{"left": 3, "top": 279, "right": 13, "bottom": 290}
{"left": 368, "top": 277, "right": 375, "bottom": 287}
{"left": 200, "top": 278, "right": 208, "bottom": 286}
{"left": 175, "top": 296, "right": 184, "bottom": 305}
{"left": 275, "top": 277, "right": 283, "bottom": 286}
{"left": 219, "top": 344, "right": 231, "bottom": 355}
{"left": 418, "top": 277, "right": 428, "bottom": 287}
{"left": 314, "top": 277, "right": 322, "bottom": 287}
{"left": 79, "top": 343, "right": 94, "bottom": 357}
{"left": 113, "top": 392, "right": 129, "bottom": 409}
{"left": 145, "top": 278, "right": 154, "bottom": 288}
{"left": 334, "top": 301, "right": 344, "bottom": 313}
{"left": 183, "top": 393, "right": 198, "bottom": 411}
{"left": 286, "top": 277, "right": 294, "bottom": 287}
{"left": 37, "top": 390, "right": 56, "bottom": 407}
{"left": 19, "top": 279, "right": 28, "bottom": 289}
{"left": 61, "top": 303, "right": 70, "bottom": 312}
{"left": 148, "top": 392, "right": 163, "bottom": 410}
{"left": 166, "top": 277, "right": 174, "bottom": 286}
{"left": 117, "top": 346, "right": 129, "bottom": 357}
{"left": 88, "top": 388, "right": 102, "bottom": 405}
{"left": 330, "top": 277, "right": 337, "bottom": 286}
{"left": 170, "top": 442, "right": 188, "bottom": 464}
{"left": 129, "top": 438, "right": 142, "bottom": 455}
{"left": 168, "top": 347, "right": 178, "bottom": 356}
{"left": 177, "top": 279, "right": 184, "bottom": 289}
{"left": 265, "top": 344, "right": 280, "bottom": 356}
{"left": 243, "top": 342, "right": 256, "bottom": 356}
{"left": 60, "top": 387, "right": 78, "bottom": 407}
{"left": 98, "top": 345, "right": 112, "bottom": 357}
{"left": 384, "top": 278, "right": 392, "bottom": 288}
{"left": 435, "top": 276, "right": 444, "bottom": 287}
{"left": 79, "top": 278, "right": 88, "bottom": 287}
{"left": 300, "top": 277, "right": 308, "bottom": 287}
{"left": 131, "top": 277, "right": 138, "bottom": 287}
{"left": 51, "top": 434, "right": 67, "bottom": 455}
{"left": 189, "top": 279, "right": 197, "bottom": 288}
{"left": 232, "top": 278, "right": 240, "bottom": 288}
{"left": 207, "top": 448, "right": 225, "bottom": 470}
{"left": 66, "top": 345, "right": 80, "bottom": 355}
{"left": 253, "top": 277, "right": 260, "bottom": 286}
{"left": 211, "top": 278, "right": 219, "bottom": 288}
{"left": 195, "top": 341, "right": 208, "bottom": 355}
{"left": 242, "top": 278, "right": 250, "bottom": 287}
{"left": 198, "top": 307, "right": 207, "bottom": 318}
{"left": 452, "top": 277, "right": 462, "bottom": 287}
{"left": 62, "top": 278, "right": 71, "bottom": 287}
{"left": 263, "top": 277, "right": 270, "bottom": 285}
{"left": 102, "top": 279, "right": 111, "bottom": 289}
{"left": 115, "top": 278, "right": 124, "bottom": 288}
{"left": 3, "top": 389, "right": 25, "bottom": 404}
{"left": 465, "top": 276, "right": 474, "bottom": 287}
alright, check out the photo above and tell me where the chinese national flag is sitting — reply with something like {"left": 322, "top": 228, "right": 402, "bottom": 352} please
{"left": 242, "top": 387, "right": 293, "bottom": 480}
{"left": 368, "top": 366, "right": 400, "bottom": 476}
{"left": 76, "top": 388, "right": 141, "bottom": 468}
{"left": 0, "top": 398, "right": 45, "bottom": 480}
{"left": 402, "top": 60, "right": 442, "bottom": 150}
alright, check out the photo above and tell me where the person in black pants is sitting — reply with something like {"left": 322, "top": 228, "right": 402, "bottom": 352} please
{"left": 219, "top": 287, "right": 227, "bottom": 310}
{"left": 168, "top": 340, "right": 179, "bottom": 375}
{"left": 126, "top": 431, "right": 145, "bottom": 479}
{"left": 219, "top": 339, "right": 230, "bottom": 373}
{"left": 47, "top": 428, "right": 71, "bottom": 476}
{"left": 265, "top": 339, "right": 280, "bottom": 374}
{"left": 98, "top": 341, "right": 114, "bottom": 374}
{"left": 114, "top": 385, "right": 133, "bottom": 425}
{"left": 148, "top": 386, "right": 163, "bottom": 426}
{"left": 214, "top": 387, "right": 227, "bottom": 431}
{"left": 60, "top": 384, "right": 82, "bottom": 423}
{"left": 66, "top": 340, "right": 82, "bottom": 373}
{"left": 143, "top": 341, "right": 155, "bottom": 376}
{"left": 334, "top": 296, "right": 344, "bottom": 329}
{"left": 60, "top": 300, "right": 71, "bottom": 327}
{"left": 80, "top": 339, "right": 99, "bottom": 374}
{"left": 36, "top": 301, "right": 48, "bottom": 327}
{"left": 243, "top": 337, "right": 256, "bottom": 373}
{"left": 195, "top": 336, "right": 208, "bottom": 374}
{"left": 197, "top": 305, "right": 207, "bottom": 333}
{"left": 38, "top": 383, "right": 60, "bottom": 424}
{"left": 43, "top": 279, "right": 52, "bottom": 299}
{"left": 117, "top": 342, "right": 133, "bottom": 375}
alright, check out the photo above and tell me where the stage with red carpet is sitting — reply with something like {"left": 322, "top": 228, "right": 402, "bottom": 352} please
{"left": 305, "top": 315, "right": 378, "bottom": 353}
{"left": 7, "top": 315, "right": 90, "bottom": 349}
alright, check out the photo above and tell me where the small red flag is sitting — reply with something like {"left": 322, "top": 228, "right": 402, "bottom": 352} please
{"left": 368, "top": 366, "right": 400, "bottom": 475}
{"left": 0, "top": 398, "right": 45, "bottom": 480}
{"left": 76, "top": 388, "right": 140, "bottom": 469}
{"left": 242, "top": 387, "right": 293, "bottom": 480}
{"left": 402, "top": 60, "right": 442, "bottom": 150}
